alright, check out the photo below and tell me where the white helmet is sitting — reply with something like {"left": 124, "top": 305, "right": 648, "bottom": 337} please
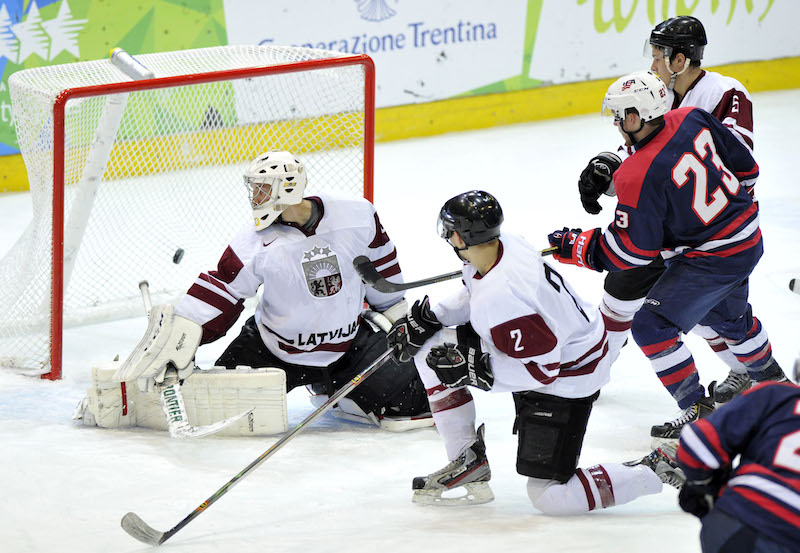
{"left": 243, "top": 151, "right": 307, "bottom": 230}
{"left": 602, "top": 71, "right": 668, "bottom": 124}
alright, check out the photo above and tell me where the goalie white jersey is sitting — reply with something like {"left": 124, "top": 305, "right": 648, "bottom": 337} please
{"left": 176, "top": 193, "right": 404, "bottom": 367}
{"left": 432, "top": 233, "right": 610, "bottom": 398}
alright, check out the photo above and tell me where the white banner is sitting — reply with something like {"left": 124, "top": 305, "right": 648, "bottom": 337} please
{"left": 531, "top": 0, "right": 800, "bottom": 85}
{"left": 223, "top": 0, "right": 528, "bottom": 108}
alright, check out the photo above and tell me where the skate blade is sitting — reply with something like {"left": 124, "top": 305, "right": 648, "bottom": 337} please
{"left": 412, "top": 482, "right": 494, "bottom": 506}
{"left": 379, "top": 414, "right": 435, "bottom": 432}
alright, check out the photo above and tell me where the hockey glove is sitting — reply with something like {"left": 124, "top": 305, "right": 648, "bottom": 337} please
{"left": 426, "top": 342, "right": 494, "bottom": 391}
{"left": 547, "top": 227, "right": 601, "bottom": 270}
{"left": 678, "top": 466, "right": 732, "bottom": 519}
{"left": 578, "top": 152, "right": 622, "bottom": 214}
{"left": 387, "top": 296, "right": 443, "bottom": 363}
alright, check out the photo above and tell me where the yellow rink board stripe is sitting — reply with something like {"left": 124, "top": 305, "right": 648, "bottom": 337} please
{"left": 2, "top": 56, "right": 799, "bottom": 193}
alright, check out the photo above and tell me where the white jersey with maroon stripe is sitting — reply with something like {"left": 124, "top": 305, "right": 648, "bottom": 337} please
{"left": 666, "top": 70, "right": 754, "bottom": 152}
{"left": 176, "top": 193, "right": 404, "bottom": 367}
{"left": 432, "top": 233, "right": 610, "bottom": 399}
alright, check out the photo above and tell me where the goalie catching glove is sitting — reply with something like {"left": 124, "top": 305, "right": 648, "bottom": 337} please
{"left": 387, "top": 296, "right": 443, "bottom": 363}
{"left": 426, "top": 342, "right": 494, "bottom": 391}
{"left": 113, "top": 304, "right": 203, "bottom": 386}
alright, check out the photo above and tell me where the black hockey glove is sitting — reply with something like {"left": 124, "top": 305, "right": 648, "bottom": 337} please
{"left": 387, "top": 296, "right": 443, "bottom": 363}
{"left": 678, "top": 467, "right": 732, "bottom": 519}
{"left": 578, "top": 152, "right": 622, "bottom": 214}
{"left": 426, "top": 342, "right": 494, "bottom": 391}
{"left": 547, "top": 227, "right": 601, "bottom": 270}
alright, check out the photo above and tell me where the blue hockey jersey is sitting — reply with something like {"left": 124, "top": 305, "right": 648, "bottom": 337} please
{"left": 592, "top": 107, "right": 761, "bottom": 274}
{"left": 677, "top": 382, "right": 800, "bottom": 548}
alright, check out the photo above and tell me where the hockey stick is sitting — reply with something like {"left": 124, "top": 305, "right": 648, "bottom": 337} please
{"left": 121, "top": 346, "right": 397, "bottom": 546}
{"left": 353, "top": 246, "right": 559, "bottom": 293}
{"left": 138, "top": 281, "right": 253, "bottom": 439}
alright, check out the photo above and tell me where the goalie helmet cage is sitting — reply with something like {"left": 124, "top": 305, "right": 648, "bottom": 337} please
{"left": 1, "top": 45, "right": 375, "bottom": 380}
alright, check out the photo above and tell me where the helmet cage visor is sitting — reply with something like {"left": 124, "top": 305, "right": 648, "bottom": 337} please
{"left": 644, "top": 39, "right": 673, "bottom": 61}
{"left": 244, "top": 175, "right": 282, "bottom": 210}
{"left": 437, "top": 209, "right": 457, "bottom": 241}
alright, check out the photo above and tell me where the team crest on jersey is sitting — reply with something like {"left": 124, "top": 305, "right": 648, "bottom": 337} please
{"left": 302, "top": 245, "right": 343, "bottom": 297}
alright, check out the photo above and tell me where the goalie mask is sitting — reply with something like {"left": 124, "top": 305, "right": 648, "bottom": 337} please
{"left": 244, "top": 151, "right": 307, "bottom": 230}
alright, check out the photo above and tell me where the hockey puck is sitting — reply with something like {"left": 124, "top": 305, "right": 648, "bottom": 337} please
{"left": 173, "top": 248, "right": 185, "bottom": 264}
{"left": 790, "top": 278, "right": 798, "bottom": 293}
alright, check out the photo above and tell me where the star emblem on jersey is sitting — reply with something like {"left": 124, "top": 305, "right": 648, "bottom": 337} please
{"left": 301, "top": 245, "right": 342, "bottom": 297}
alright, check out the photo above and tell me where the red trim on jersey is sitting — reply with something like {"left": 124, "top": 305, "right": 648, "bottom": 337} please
{"left": 560, "top": 342, "right": 609, "bottom": 377}
{"left": 278, "top": 339, "right": 353, "bottom": 354}
{"left": 712, "top": 87, "right": 754, "bottom": 150}
{"left": 707, "top": 203, "right": 758, "bottom": 242}
{"left": 426, "top": 383, "right": 447, "bottom": 396}
{"left": 524, "top": 361, "right": 558, "bottom": 385}
{"left": 490, "top": 313, "right": 558, "bottom": 358}
{"left": 659, "top": 362, "right": 696, "bottom": 386}
{"left": 731, "top": 486, "right": 800, "bottom": 528}
{"left": 575, "top": 469, "right": 596, "bottom": 511}
{"left": 599, "top": 235, "right": 633, "bottom": 270}
{"left": 614, "top": 108, "right": 694, "bottom": 209}
{"left": 473, "top": 241, "right": 503, "bottom": 280}
{"left": 429, "top": 388, "right": 473, "bottom": 413}
{"left": 693, "top": 419, "right": 731, "bottom": 466}
{"left": 378, "top": 263, "right": 401, "bottom": 278}
{"left": 562, "top": 333, "right": 607, "bottom": 369}
{"left": 640, "top": 336, "right": 679, "bottom": 357}
{"left": 368, "top": 211, "right": 391, "bottom": 248}
{"left": 209, "top": 246, "right": 244, "bottom": 284}
{"left": 677, "top": 443, "right": 705, "bottom": 470}
{"left": 372, "top": 248, "right": 397, "bottom": 267}
{"left": 737, "top": 464, "right": 800, "bottom": 494}
{"left": 684, "top": 229, "right": 761, "bottom": 258}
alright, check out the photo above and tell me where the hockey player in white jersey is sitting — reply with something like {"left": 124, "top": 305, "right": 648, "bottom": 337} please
{"left": 100, "top": 151, "right": 432, "bottom": 432}
{"left": 577, "top": 16, "right": 786, "bottom": 416}
{"left": 388, "top": 190, "right": 684, "bottom": 511}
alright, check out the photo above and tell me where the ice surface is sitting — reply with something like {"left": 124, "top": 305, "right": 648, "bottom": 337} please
{"left": 1, "top": 89, "right": 798, "bottom": 553}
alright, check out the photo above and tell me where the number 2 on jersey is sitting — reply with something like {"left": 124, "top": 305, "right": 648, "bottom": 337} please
{"left": 774, "top": 399, "right": 800, "bottom": 474}
{"left": 671, "top": 127, "right": 740, "bottom": 225}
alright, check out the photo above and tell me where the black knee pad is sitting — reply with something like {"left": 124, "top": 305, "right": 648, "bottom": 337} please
{"left": 513, "top": 390, "right": 598, "bottom": 483}
{"left": 329, "top": 325, "right": 428, "bottom": 416}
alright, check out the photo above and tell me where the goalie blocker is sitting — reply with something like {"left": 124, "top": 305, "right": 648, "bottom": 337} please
{"left": 74, "top": 362, "right": 289, "bottom": 437}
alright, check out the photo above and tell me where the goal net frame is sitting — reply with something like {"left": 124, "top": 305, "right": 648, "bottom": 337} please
{"left": 4, "top": 47, "right": 375, "bottom": 380}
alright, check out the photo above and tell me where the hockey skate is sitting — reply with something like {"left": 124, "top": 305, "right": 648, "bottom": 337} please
{"left": 710, "top": 370, "right": 750, "bottom": 405}
{"left": 651, "top": 388, "right": 714, "bottom": 448}
{"left": 624, "top": 443, "right": 685, "bottom": 489}
{"left": 751, "top": 359, "right": 789, "bottom": 385}
{"left": 412, "top": 423, "right": 494, "bottom": 506}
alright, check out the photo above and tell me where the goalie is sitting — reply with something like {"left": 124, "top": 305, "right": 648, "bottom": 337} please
{"left": 77, "top": 151, "right": 432, "bottom": 435}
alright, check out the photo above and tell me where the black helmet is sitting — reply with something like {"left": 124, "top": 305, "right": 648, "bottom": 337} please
{"left": 437, "top": 190, "right": 503, "bottom": 247}
{"left": 649, "top": 16, "right": 707, "bottom": 61}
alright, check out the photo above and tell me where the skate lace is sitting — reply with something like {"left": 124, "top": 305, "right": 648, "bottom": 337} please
{"left": 668, "top": 404, "right": 698, "bottom": 428}
{"left": 720, "top": 372, "right": 749, "bottom": 389}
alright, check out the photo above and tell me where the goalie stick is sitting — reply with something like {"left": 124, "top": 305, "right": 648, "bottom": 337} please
{"left": 353, "top": 246, "right": 559, "bottom": 293}
{"left": 138, "top": 281, "right": 253, "bottom": 439}
{"left": 121, "top": 346, "right": 397, "bottom": 546}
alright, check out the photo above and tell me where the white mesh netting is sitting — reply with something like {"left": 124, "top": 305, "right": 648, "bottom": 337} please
{"left": 1, "top": 45, "right": 371, "bottom": 377}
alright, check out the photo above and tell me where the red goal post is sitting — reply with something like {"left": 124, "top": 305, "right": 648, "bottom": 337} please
{"left": 1, "top": 46, "right": 375, "bottom": 380}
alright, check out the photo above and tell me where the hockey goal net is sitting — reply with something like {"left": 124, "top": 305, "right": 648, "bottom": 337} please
{"left": 1, "top": 45, "right": 375, "bottom": 380}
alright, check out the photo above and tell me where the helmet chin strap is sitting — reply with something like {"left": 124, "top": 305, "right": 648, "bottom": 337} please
{"left": 665, "top": 56, "right": 692, "bottom": 90}
{"left": 622, "top": 117, "right": 645, "bottom": 146}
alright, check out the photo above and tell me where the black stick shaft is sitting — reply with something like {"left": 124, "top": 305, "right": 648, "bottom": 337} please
{"left": 122, "top": 347, "right": 397, "bottom": 545}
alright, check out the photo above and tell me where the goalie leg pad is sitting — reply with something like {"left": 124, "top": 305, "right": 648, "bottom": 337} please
{"left": 78, "top": 362, "right": 288, "bottom": 436}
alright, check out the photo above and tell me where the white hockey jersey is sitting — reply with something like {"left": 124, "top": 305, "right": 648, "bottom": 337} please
{"left": 432, "top": 233, "right": 610, "bottom": 399}
{"left": 176, "top": 193, "right": 405, "bottom": 367}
